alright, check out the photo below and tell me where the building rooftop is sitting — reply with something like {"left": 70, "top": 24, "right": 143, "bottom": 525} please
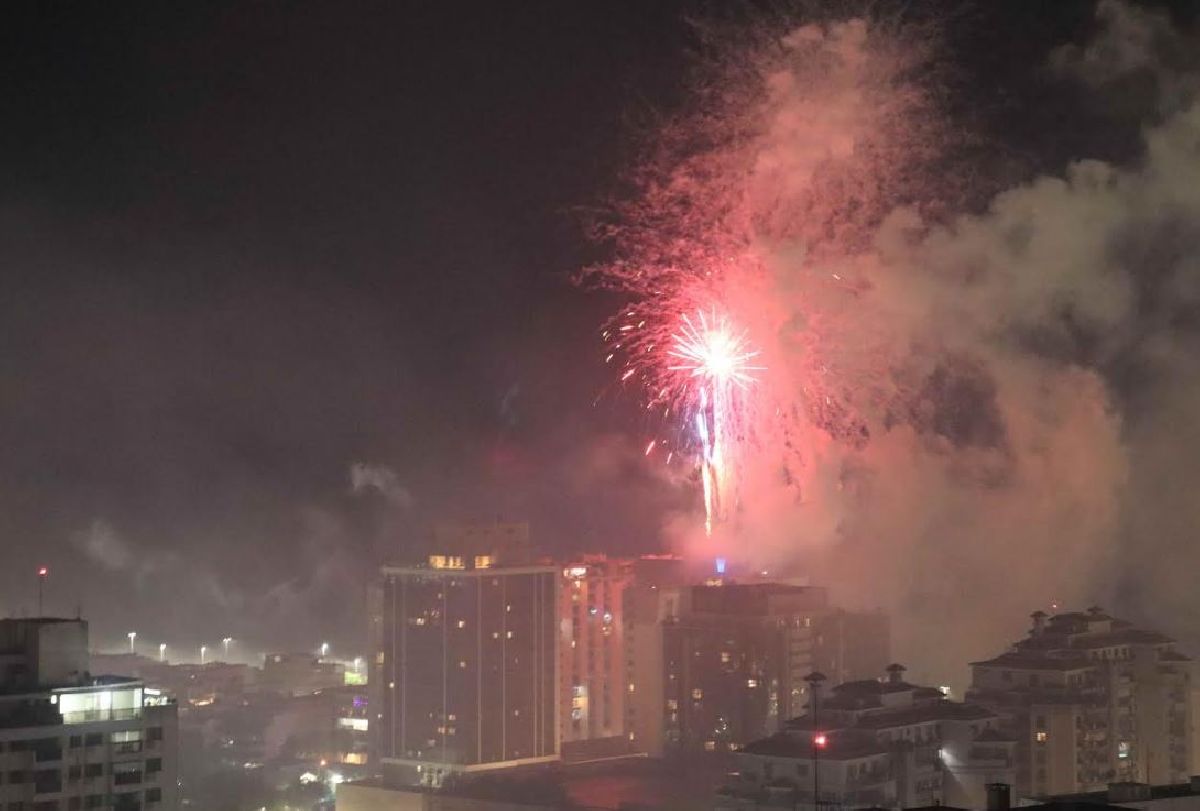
{"left": 740, "top": 733, "right": 888, "bottom": 761}
{"left": 970, "top": 653, "right": 1095, "bottom": 671}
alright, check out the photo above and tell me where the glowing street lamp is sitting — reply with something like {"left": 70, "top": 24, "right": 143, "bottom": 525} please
{"left": 158, "top": 643, "right": 167, "bottom": 662}
{"left": 127, "top": 631, "right": 137, "bottom": 654}
{"left": 222, "top": 637, "right": 233, "bottom": 659}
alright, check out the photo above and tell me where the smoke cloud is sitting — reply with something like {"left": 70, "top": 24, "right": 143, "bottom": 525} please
{"left": 597, "top": 0, "right": 1200, "bottom": 686}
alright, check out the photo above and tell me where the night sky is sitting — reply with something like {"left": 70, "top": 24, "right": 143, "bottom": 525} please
{"left": 1, "top": 1, "right": 1196, "bottom": 655}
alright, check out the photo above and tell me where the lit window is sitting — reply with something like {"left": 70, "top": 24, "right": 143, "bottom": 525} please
{"left": 429, "top": 555, "right": 447, "bottom": 569}
{"left": 720, "top": 651, "right": 731, "bottom": 664}
{"left": 457, "top": 620, "right": 466, "bottom": 629}
{"left": 474, "top": 555, "right": 493, "bottom": 569}
{"left": 628, "top": 683, "right": 636, "bottom": 693}
{"left": 458, "top": 661, "right": 467, "bottom": 669}
{"left": 692, "top": 688, "right": 703, "bottom": 700}
{"left": 1036, "top": 731, "right": 1048, "bottom": 743}
{"left": 506, "top": 631, "right": 514, "bottom": 639}
{"left": 704, "top": 741, "right": 716, "bottom": 751}
{"left": 747, "top": 679, "right": 758, "bottom": 688}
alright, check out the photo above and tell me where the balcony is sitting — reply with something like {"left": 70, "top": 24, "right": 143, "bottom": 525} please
{"left": 62, "top": 708, "right": 142, "bottom": 724}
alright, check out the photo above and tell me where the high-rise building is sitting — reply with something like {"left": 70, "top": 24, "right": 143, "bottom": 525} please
{"left": 558, "top": 556, "right": 632, "bottom": 755}
{"left": 0, "top": 618, "right": 179, "bottom": 811}
{"left": 722, "top": 664, "right": 1016, "bottom": 810}
{"left": 662, "top": 583, "right": 890, "bottom": 752}
{"left": 377, "top": 545, "right": 558, "bottom": 787}
{"left": 967, "top": 607, "right": 1194, "bottom": 797}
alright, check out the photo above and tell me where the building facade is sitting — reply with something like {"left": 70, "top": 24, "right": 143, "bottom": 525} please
{"left": 378, "top": 557, "right": 558, "bottom": 786}
{"left": 0, "top": 618, "right": 179, "bottom": 811}
{"left": 721, "top": 665, "right": 1016, "bottom": 810}
{"left": 662, "top": 583, "right": 890, "bottom": 752}
{"left": 558, "top": 556, "right": 631, "bottom": 755}
{"left": 968, "top": 607, "right": 1194, "bottom": 798}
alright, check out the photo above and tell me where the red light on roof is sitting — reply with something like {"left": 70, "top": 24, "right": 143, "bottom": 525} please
{"left": 38, "top": 566, "right": 48, "bottom": 577}
{"left": 814, "top": 733, "right": 827, "bottom": 748}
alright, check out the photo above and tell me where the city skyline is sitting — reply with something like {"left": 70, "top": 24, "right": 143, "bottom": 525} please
{"left": 2, "top": 0, "right": 1200, "bottom": 758}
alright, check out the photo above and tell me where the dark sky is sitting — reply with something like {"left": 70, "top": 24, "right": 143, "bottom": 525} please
{"left": 0, "top": 1, "right": 1194, "bottom": 653}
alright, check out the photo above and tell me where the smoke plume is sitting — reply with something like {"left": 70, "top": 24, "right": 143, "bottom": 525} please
{"left": 595, "top": 0, "right": 1200, "bottom": 686}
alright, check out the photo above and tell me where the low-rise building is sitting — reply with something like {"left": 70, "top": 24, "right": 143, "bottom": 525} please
{"left": 721, "top": 664, "right": 1016, "bottom": 810}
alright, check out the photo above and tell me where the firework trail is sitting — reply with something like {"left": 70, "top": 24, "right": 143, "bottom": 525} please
{"left": 668, "top": 310, "right": 763, "bottom": 533}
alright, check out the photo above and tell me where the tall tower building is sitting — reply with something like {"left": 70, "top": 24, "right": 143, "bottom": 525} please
{"left": 0, "top": 618, "right": 179, "bottom": 811}
{"left": 968, "top": 607, "right": 1193, "bottom": 797}
{"left": 377, "top": 530, "right": 558, "bottom": 787}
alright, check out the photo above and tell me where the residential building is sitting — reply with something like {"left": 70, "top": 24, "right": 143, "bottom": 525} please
{"left": 662, "top": 582, "right": 890, "bottom": 752}
{"left": 720, "top": 664, "right": 1017, "bottom": 810}
{"left": 558, "top": 556, "right": 631, "bottom": 758}
{"left": 378, "top": 541, "right": 558, "bottom": 786}
{"left": 968, "top": 608, "right": 1194, "bottom": 798}
{"left": 0, "top": 617, "right": 179, "bottom": 811}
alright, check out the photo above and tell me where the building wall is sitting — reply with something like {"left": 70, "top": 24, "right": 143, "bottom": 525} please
{"left": 559, "top": 559, "right": 629, "bottom": 747}
{"left": 624, "top": 585, "right": 681, "bottom": 758}
{"left": 380, "top": 566, "right": 558, "bottom": 781}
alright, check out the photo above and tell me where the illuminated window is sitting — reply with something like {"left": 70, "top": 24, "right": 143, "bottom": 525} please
{"left": 458, "top": 660, "right": 466, "bottom": 668}
{"left": 429, "top": 555, "right": 447, "bottom": 569}
{"left": 720, "top": 651, "right": 731, "bottom": 664}
{"left": 474, "top": 555, "right": 493, "bottom": 569}
{"left": 457, "top": 620, "right": 466, "bottom": 629}
{"left": 692, "top": 688, "right": 703, "bottom": 700}
{"left": 704, "top": 741, "right": 716, "bottom": 751}
{"left": 1036, "top": 731, "right": 1048, "bottom": 743}
{"left": 628, "top": 683, "right": 636, "bottom": 693}
{"left": 747, "top": 679, "right": 758, "bottom": 688}
{"left": 506, "top": 631, "right": 514, "bottom": 639}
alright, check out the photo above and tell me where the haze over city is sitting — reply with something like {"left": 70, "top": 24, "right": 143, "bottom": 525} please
{"left": 2, "top": 2, "right": 1200, "bottom": 810}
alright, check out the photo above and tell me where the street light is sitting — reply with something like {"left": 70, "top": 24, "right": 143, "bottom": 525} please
{"left": 158, "top": 643, "right": 167, "bottom": 662}
{"left": 200, "top": 645, "right": 207, "bottom": 665}
{"left": 804, "top": 671, "right": 827, "bottom": 810}
{"left": 222, "top": 637, "right": 233, "bottom": 660}
{"left": 127, "top": 631, "right": 137, "bottom": 654}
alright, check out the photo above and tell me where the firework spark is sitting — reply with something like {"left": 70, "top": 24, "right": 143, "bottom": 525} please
{"left": 668, "top": 310, "right": 763, "bottom": 533}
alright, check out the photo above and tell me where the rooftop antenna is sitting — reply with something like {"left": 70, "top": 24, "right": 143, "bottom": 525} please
{"left": 37, "top": 566, "right": 49, "bottom": 616}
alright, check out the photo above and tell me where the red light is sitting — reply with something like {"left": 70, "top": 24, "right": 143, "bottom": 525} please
{"left": 814, "top": 733, "right": 827, "bottom": 748}
{"left": 38, "top": 566, "right": 48, "bottom": 577}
